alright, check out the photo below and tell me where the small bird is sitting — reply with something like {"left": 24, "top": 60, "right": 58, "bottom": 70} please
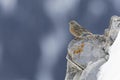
{"left": 69, "top": 20, "right": 92, "bottom": 38}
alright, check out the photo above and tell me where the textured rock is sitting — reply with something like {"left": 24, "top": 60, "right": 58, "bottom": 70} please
{"left": 65, "top": 15, "right": 120, "bottom": 80}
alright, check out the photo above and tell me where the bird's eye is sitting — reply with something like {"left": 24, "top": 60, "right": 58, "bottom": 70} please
{"left": 70, "top": 22, "right": 74, "bottom": 24}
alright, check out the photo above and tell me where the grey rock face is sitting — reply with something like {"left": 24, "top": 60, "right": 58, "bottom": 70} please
{"left": 65, "top": 15, "right": 120, "bottom": 80}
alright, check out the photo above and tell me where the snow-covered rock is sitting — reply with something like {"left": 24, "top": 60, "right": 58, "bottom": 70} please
{"left": 65, "top": 15, "right": 120, "bottom": 80}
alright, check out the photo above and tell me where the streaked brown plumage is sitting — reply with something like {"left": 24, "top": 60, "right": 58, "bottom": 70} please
{"left": 69, "top": 20, "right": 92, "bottom": 38}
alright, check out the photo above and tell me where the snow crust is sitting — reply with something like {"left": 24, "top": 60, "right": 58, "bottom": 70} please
{"left": 97, "top": 30, "right": 120, "bottom": 80}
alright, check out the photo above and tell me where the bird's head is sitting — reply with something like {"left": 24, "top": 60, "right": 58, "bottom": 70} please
{"left": 69, "top": 20, "right": 79, "bottom": 27}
